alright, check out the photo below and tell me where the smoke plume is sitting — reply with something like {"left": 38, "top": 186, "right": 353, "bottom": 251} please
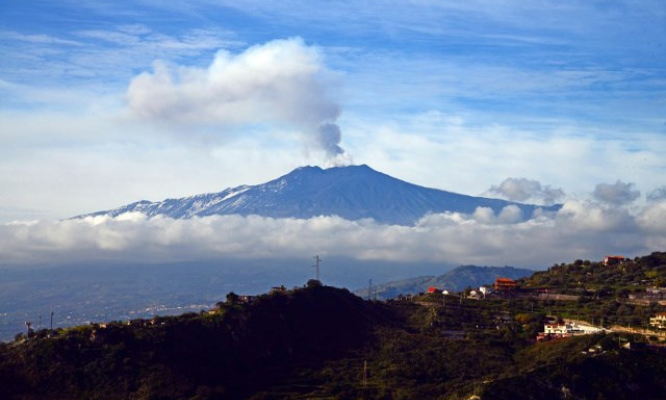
{"left": 126, "top": 37, "right": 350, "bottom": 162}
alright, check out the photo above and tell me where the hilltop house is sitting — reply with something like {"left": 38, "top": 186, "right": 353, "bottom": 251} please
{"left": 494, "top": 278, "right": 517, "bottom": 292}
{"left": 270, "top": 285, "right": 287, "bottom": 294}
{"left": 603, "top": 255, "right": 626, "bottom": 266}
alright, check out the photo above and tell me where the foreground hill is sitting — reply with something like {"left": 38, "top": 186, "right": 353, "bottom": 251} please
{"left": 357, "top": 265, "right": 534, "bottom": 299}
{"left": 2, "top": 274, "right": 666, "bottom": 400}
{"left": 77, "top": 165, "right": 560, "bottom": 226}
{"left": 0, "top": 283, "right": 388, "bottom": 400}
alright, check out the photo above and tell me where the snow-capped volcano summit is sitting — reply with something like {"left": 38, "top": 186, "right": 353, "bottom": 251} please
{"left": 78, "top": 165, "right": 559, "bottom": 225}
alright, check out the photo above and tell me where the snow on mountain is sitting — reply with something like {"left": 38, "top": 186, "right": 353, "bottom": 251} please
{"left": 77, "top": 165, "right": 560, "bottom": 225}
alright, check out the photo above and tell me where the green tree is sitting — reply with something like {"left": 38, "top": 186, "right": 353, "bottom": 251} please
{"left": 226, "top": 292, "right": 239, "bottom": 304}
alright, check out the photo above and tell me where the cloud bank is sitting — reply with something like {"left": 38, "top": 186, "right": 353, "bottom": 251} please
{"left": 126, "top": 37, "right": 350, "bottom": 163}
{"left": 2, "top": 199, "right": 664, "bottom": 269}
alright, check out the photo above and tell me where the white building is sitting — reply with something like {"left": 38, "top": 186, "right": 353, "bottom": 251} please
{"left": 544, "top": 323, "right": 568, "bottom": 334}
{"left": 650, "top": 312, "right": 666, "bottom": 329}
{"left": 543, "top": 320, "right": 603, "bottom": 336}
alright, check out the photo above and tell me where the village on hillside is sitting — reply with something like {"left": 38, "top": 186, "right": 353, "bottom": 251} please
{"left": 373, "top": 253, "right": 666, "bottom": 346}
{"left": 13, "top": 253, "right": 666, "bottom": 349}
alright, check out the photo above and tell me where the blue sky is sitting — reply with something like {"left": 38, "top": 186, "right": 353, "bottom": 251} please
{"left": 1, "top": 1, "right": 665, "bottom": 266}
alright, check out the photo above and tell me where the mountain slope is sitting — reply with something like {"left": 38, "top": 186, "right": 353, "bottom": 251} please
{"left": 358, "top": 265, "right": 535, "bottom": 299}
{"left": 79, "top": 164, "right": 560, "bottom": 226}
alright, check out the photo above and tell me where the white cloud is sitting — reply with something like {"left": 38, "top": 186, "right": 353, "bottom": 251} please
{"left": 126, "top": 37, "right": 349, "bottom": 160}
{"left": 556, "top": 200, "right": 636, "bottom": 232}
{"left": 592, "top": 180, "right": 641, "bottom": 206}
{"left": 0, "top": 31, "right": 83, "bottom": 46}
{"left": 345, "top": 114, "right": 666, "bottom": 202}
{"left": 0, "top": 26, "right": 240, "bottom": 87}
{"left": 487, "top": 177, "right": 565, "bottom": 205}
{"left": 636, "top": 201, "right": 666, "bottom": 230}
{"left": 1, "top": 200, "right": 663, "bottom": 269}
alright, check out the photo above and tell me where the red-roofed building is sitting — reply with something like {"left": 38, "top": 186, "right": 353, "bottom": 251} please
{"left": 427, "top": 286, "right": 439, "bottom": 293}
{"left": 603, "top": 255, "right": 626, "bottom": 266}
{"left": 494, "top": 278, "right": 517, "bottom": 292}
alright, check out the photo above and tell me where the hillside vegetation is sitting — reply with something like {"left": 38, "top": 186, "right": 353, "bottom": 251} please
{"left": 522, "top": 251, "right": 666, "bottom": 290}
{"left": 515, "top": 252, "right": 666, "bottom": 328}
{"left": 1, "top": 253, "right": 666, "bottom": 400}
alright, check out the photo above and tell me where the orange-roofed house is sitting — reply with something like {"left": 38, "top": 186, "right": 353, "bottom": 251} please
{"left": 494, "top": 278, "right": 517, "bottom": 292}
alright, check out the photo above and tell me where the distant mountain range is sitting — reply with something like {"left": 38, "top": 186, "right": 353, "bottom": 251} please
{"left": 78, "top": 164, "right": 560, "bottom": 226}
{"left": 356, "top": 265, "right": 535, "bottom": 299}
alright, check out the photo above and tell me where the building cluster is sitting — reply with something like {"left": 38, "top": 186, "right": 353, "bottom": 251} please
{"left": 627, "top": 287, "right": 666, "bottom": 306}
{"left": 537, "top": 318, "right": 603, "bottom": 341}
{"left": 423, "top": 277, "right": 519, "bottom": 301}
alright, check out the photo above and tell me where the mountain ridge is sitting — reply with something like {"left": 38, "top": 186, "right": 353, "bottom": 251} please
{"left": 78, "top": 164, "right": 561, "bottom": 226}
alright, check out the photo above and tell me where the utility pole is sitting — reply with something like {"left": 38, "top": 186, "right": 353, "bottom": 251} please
{"left": 24, "top": 321, "right": 32, "bottom": 339}
{"left": 362, "top": 360, "right": 368, "bottom": 388}
{"left": 313, "top": 255, "right": 322, "bottom": 281}
{"left": 368, "top": 279, "right": 372, "bottom": 301}
{"left": 49, "top": 311, "right": 54, "bottom": 338}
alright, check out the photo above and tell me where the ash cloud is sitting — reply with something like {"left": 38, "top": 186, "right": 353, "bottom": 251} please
{"left": 126, "top": 37, "right": 350, "bottom": 162}
{"left": 487, "top": 177, "right": 565, "bottom": 205}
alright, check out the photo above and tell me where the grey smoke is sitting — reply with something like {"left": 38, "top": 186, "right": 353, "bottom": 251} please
{"left": 317, "top": 122, "right": 344, "bottom": 157}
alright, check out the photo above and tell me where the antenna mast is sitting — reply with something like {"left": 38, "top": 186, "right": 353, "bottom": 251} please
{"left": 313, "top": 255, "right": 322, "bottom": 281}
